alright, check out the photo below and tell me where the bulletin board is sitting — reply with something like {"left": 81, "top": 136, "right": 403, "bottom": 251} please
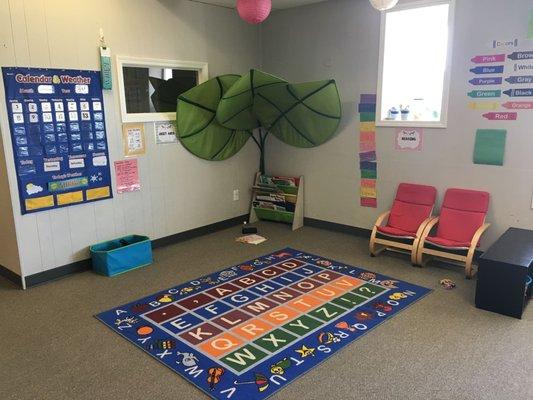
{"left": 2, "top": 67, "right": 113, "bottom": 214}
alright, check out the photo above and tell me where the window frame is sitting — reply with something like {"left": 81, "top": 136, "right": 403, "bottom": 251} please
{"left": 116, "top": 56, "right": 208, "bottom": 123}
{"left": 375, "top": 0, "right": 455, "bottom": 128}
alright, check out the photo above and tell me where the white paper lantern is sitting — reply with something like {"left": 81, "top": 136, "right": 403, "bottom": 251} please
{"left": 369, "top": 0, "right": 399, "bottom": 11}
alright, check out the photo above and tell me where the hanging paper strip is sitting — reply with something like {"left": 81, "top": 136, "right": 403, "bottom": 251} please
{"left": 358, "top": 94, "right": 377, "bottom": 207}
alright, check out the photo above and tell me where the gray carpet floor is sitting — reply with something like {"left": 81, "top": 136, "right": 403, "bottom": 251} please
{"left": 1, "top": 222, "right": 531, "bottom": 400}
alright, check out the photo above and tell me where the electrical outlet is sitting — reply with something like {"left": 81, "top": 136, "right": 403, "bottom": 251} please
{"left": 233, "top": 189, "right": 239, "bottom": 201}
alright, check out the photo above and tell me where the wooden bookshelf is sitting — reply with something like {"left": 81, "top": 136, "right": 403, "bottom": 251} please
{"left": 249, "top": 172, "right": 304, "bottom": 231}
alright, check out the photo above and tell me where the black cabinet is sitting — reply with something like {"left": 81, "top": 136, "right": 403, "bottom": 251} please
{"left": 475, "top": 227, "right": 532, "bottom": 319}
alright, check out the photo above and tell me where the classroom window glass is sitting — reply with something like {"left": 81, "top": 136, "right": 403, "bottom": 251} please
{"left": 377, "top": 1, "right": 454, "bottom": 127}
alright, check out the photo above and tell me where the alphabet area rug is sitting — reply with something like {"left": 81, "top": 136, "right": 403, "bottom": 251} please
{"left": 96, "top": 248, "right": 431, "bottom": 399}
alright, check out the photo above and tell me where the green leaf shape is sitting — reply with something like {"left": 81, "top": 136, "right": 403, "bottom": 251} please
{"left": 176, "top": 75, "right": 251, "bottom": 161}
{"left": 216, "top": 69, "right": 287, "bottom": 130}
{"left": 254, "top": 79, "right": 341, "bottom": 148}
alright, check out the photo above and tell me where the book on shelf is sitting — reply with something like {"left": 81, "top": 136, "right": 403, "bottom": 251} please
{"left": 249, "top": 172, "right": 303, "bottom": 231}
{"left": 253, "top": 200, "right": 292, "bottom": 212}
{"left": 259, "top": 175, "right": 299, "bottom": 187}
{"left": 256, "top": 193, "right": 285, "bottom": 202}
{"left": 253, "top": 184, "right": 279, "bottom": 192}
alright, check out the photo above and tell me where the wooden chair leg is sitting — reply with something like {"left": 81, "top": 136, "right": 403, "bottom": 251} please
{"left": 369, "top": 241, "right": 386, "bottom": 257}
{"left": 417, "top": 243, "right": 431, "bottom": 267}
{"left": 369, "top": 228, "right": 378, "bottom": 256}
{"left": 369, "top": 211, "right": 391, "bottom": 257}
{"left": 415, "top": 217, "right": 439, "bottom": 266}
{"left": 465, "top": 247, "right": 476, "bottom": 279}
{"left": 465, "top": 223, "right": 490, "bottom": 279}
{"left": 410, "top": 246, "right": 418, "bottom": 266}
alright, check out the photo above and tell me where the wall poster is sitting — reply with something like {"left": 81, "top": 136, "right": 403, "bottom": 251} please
{"left": 155, "top": 121, "right": 177, "bottom": 144}
{"left": 122, "top": 123, "right": 146, "bottom": 156}
{"left": 2, "top": 67, "right": 112, "bottom": 214}
{"left": 114, "top": 159, "right": 141, "bottom": 194}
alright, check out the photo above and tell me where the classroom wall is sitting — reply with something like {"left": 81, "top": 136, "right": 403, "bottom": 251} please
{"left": 0, "top": 0, "right": 262, "bottom": 278}
{"left": 262, "top": 0, "right": 533, "bottom": 249}
{"left": 0, "top": 126, "right": 21, "bottom": 275}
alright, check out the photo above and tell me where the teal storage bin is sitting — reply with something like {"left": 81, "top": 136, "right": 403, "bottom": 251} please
{"left": 90, "top": 235, "right": 152, "bottom": 277}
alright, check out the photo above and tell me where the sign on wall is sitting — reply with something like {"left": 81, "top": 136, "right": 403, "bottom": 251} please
{"left": 114, "top": 159, "right": 141, "bottom": 193}
{"left": 395, "top": 127, "right": 423, "bottom": 151}
{"left": 122, "top": 123, "right": 146, "bottom": 156}
{"left": 154, "top": 121, "right": 177, "bottom": 144}
{"left": 1, "top": 67, "right": 112, "bottom": 214}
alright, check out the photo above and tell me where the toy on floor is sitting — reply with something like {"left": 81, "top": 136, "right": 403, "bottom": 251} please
{"left": 440, "top": 278, "right": 456, "bottom": 290}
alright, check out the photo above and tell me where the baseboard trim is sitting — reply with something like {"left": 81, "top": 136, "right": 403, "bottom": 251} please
{"left": 304, "top": 217, "right": 371, "bottom": 238}
{"left": 8, "top": 214, "right": 483, "bottom": 288}
{"left": 25, "top": 259, "right": 91, "bottom": 288}
{"left": 0, "top": 264, "right": 22, "bottom": 287}
{"left": 21, "top": 214, "right": 248, "bottom": 288}
{"left": 304, "top": 217, "right": 483, "bottom": 260}
{"left": 152, "top": 214, "right": 248, "bottom": 249}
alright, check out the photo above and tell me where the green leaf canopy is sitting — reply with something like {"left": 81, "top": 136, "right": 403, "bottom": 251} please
{"left": 176, "top": 75, "right": 251, "bottom": 161}
{"left": 253, "top": 79, "right": 341, "bottom": 148}
{"left": 216, "top": 69, "right": 287, "bottom": 130}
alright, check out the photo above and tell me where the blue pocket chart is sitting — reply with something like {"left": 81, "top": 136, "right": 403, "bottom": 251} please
{"left": 2, "top": 67, "right": 113, "bottom": 214}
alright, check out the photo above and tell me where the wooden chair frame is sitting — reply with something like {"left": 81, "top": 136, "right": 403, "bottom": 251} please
{"left": 369, "top": 210, "right": 435, "bottom": 265}
{"left": 415, "top": 217, "right": 490, "bottom": 278}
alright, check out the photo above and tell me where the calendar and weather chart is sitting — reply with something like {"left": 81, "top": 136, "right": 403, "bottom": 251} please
{"left": 2, "top": 67, "right": 112, "bottom": 214}
{"left": 97, "top": 248, "right": 431, "bottom": 400}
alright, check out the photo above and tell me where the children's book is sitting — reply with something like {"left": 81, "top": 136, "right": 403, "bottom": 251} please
{"left": 236, "top": 234, "right": 267, "bottom": 245}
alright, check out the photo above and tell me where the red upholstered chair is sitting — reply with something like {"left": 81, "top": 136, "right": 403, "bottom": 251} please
{"left": 369, "top": 183, "right": 437, "bottom": 264}
{"left": 416, "top": 188, "right": 490, "bottom": 278}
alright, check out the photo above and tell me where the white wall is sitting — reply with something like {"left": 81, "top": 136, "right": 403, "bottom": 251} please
{"left": 0, "top": 126, "right": 20, "bottom": 275}
{"left": 2, "top": 0, "right": 532, "bottom": 282}
{"left": 0, "top": 0, "right": 262, "bottom": 279}
{"left": 262, "top": 0, "right": 533, "bottom": 248}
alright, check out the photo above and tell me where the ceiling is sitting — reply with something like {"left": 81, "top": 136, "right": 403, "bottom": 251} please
{"left": 191, "top": 0, "right": 328, "bottom": 10}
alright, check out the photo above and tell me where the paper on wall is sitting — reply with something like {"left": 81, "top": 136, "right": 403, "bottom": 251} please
{"left": 122, "top": 123, "right": 146, "bottom": 156}
{"left": 358, "top": 94, "right": 377, "bottom": 208}
{"left": 155, "top": 121, "right": 177, "bottom": 144}
{"left": 360, "top": 186, "right": 377, "bottom": 198}
{"left": 473, "top": 129, "right": 507, "bottom": 166}
{"left": 395, "top": 128, "right": 423, "bottom": 151}
{"left": 114, "top": 158, "right": 141, "bottom": 193}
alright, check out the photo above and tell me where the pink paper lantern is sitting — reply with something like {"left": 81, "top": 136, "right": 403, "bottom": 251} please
{"left": 237, "top": 0, "right": 272, "bottom": 25}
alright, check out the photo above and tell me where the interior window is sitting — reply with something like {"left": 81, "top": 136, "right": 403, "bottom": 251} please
{"left": 122, "top": 67, "right": 198, "bottom": 114}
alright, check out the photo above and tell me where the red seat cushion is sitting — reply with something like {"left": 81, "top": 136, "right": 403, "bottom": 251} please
{"left": 439, "top": 188, "right": 489, "bottom": 213}
{"left": 376, "top": 225, "right": 416, "bottom": 238}
{"left": 386, "top": 183, "right": 437, "bottom": 234}
{"left": 425, "top": 236, "right": 480, "bottom": 249}
{"left": 394, "top": 183, "right": 437, "bottom": 206}
{"left": 435, "top": 188, "right": 489, "bottom": 244}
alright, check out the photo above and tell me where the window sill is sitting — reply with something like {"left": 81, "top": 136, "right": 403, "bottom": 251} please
{"left": 375, "top": 120, "right": 447, "bottom": 129}
{"left": 121, "top": 111, "right": 176, "bottom": 124}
